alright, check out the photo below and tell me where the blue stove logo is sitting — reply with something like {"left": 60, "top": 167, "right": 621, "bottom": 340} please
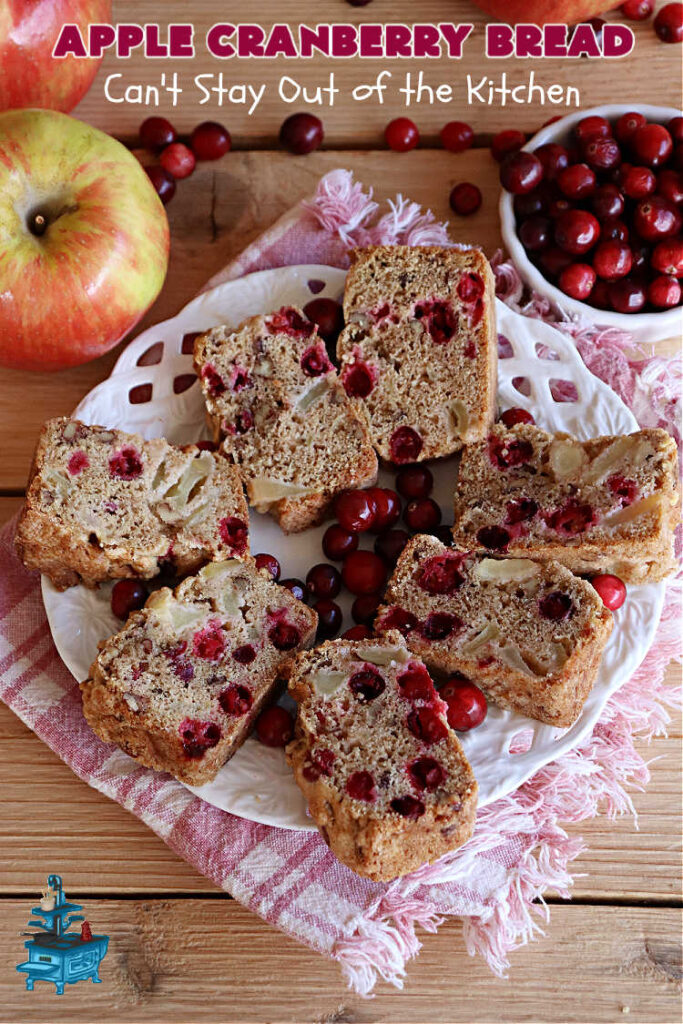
{"left": 16, "top": 875, "right": 109, "bottom": 996}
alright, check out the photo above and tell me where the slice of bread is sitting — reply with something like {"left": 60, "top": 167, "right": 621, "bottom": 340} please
{"left": 336, "top": 245, "right": 497, "bottom": 463}
{"left": 15, "top": 418, "right": 249, "bottom": 591}
{"left": 287, "top": 631, "right": 477, "bottom": 881}
{"left": 82, "top": 558, "right": 318, "bottom": 786}
{"left": 194, "top": 307, "right": 378, "bottom": 533}
{"left": 452, "top": 424, "right": 679, "bottom": 584}
{"left": 375, "top": 535, "right": 613, "bottom": 728}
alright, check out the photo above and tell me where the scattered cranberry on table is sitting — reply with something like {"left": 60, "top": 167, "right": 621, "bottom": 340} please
{"left": 620, "top": 0, "right": 654, "bottom": 18}
{"left": 490, "top": 129, "right": 526, "bottom": 163}
{"left": 256, "top": 705, "right": 294, "bottom": 748}
{"left": 302, "top": 297, "right": 343, "bottom": 343}
{"left": 351, "top": 592, "right": 381, "bottom": 625}
{"left": 254, "top": 553, "right": 281, "bottom": 581}
{"left": 500, "top": 407, "right": 536, "bottom": 429}
{"left": 396, "top": 464, "right": 433, "bottom": 500}
{"left": 140, "top": 116, "right": 177, "bottom": 151}
{"left": 111, "top": 579, "right": 147, "bottom": 620}
{"left": 306, "top": 563, "right": 342, "bottom": 599}
{"left": 439, "top": 676, "right": 488, "bottom": 732}
{"left": 449, "top": 182, "right": 482, "bottom": 216}
{"left": 385, "top": 117, "right": 419, "bottom": 153}
{"left": 145, "top": 166, "right": 176, "bottom": 205}
{"left": 323, "top": 523, "right": 358, "bottom": 561}
{"left": 342, "top": 550, "right": 387, "bottom": 595}
{"left": 366, "top": 488, "right": 401, "bottom": 531}
{"left": 374, "top": 528, "right": 411, "bottom": 565}
{"left": 190, "top": 121, "right": 232, "bottom": 160}
{"left": 314, "top": 598, "right": 343, "bottom": 640}
{"left": 334, "top": 489, "right": 377, "bottom": 532}
{"left": 342, "top": 625, "right": 373, "bottom": 640}
{"left": 653, "top": 3, "right": 683, "bottom": 42}
{"left": 403, "top": 497, "right": 441, "bottom": 533}
{"left": 280, "top": 578, "right": 308, "bottom": 602}
{"left": 440, "top": 121, "right": 473, "bottom": 153}
{"left": 160, "top": 142, "right": 195, "bottom": 180}
{"left": 280, "top": 112, "right": 324, "bottom": 155}
{"left": 590, "top": 574, "right": 627, "bottom": 611}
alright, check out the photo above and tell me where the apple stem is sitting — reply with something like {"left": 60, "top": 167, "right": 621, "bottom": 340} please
{"left": 29, "top": 212, "right": 48, "bottom": 237}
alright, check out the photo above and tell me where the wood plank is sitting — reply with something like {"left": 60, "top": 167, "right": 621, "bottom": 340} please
{"left": 0, "top": 900, "right": 680, "bottom": 1022}
{"left": 0, "top": 497, "right": 23, "bottom": 524}
{"left": 73, "top": 1, "right": 681, "bottom": 143}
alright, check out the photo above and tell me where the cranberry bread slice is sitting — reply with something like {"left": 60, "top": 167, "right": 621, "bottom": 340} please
{"left": 452, "top": 424, "right": 679, "bottom": 584}
{"left": 375, "top": 535, "right": 613, "bottom": 728}
{"left": 287, "top": 631, "right": 477, "bottom": 881}
{"left": 336, "top": 245, "right": 497, "bottom": 464}
{"left": 194, "top": 306, "right": 377, "bottom": 533}
{"left": 15, "top": 418, "right": 249, "bottom": 591}
{"left": 82, "top": 558, "right": 318, "bottom": 786}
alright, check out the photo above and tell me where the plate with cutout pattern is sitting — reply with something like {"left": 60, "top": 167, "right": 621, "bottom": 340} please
{"left": 42, "top": 265, "right": 665, "bottom": 830}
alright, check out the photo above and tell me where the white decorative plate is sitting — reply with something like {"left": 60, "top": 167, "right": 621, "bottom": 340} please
{"left": 42, "top": 265, "right": 664, "bottom": 831}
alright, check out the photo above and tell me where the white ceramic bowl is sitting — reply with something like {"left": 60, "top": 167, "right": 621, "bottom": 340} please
{"left": 499, "top": 103, "right": 683, "bottom": 344}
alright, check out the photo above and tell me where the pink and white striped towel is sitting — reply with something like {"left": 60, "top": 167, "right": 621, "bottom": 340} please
{"left": 1, "top": 170, "right": 680, "bottom": 996}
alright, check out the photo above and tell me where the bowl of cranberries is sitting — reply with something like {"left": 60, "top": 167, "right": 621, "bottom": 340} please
{"left": 499, "top": 104, "right": 683, "bottom": 342}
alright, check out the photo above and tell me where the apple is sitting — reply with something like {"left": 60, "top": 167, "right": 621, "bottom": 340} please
{"left": 0, "top": 108, "right": 170, "bottom": 371}
{"left": 0, "top": 0, "right": 112, "bottom": 113}
{"left": 469, "top": 0, "right": 620, "bottom": 25}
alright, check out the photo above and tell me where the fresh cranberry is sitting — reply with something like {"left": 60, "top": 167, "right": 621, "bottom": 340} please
{"left": 233, "top": 644, "right": 256, "bottom": 664}
{"left": 255, "top": 553, "right": 280, "bottom": 581}
{"left": 592, "top": 185, "right": 625, "bottom": 221}
{"left": 500, "top": 407, "right": 535, "bottom": 428}
{"left": 408, "top": 756, "right": 445, "bottom": 792}
{"left": 398, "top": 663, "right": 436, "bottom": 701}
{"left": 302, "top": 298, "right": 343, "bottom": 343}
{"left": 280, "top": 112, "right": 324, "bottom": 154}
{"left": 422, "top": 612, "right": 461, "bottom": 641}
{"left": 414, "top": 298, "right": 459, "bottom": 343}
{"left": 376, "top": 606, "right": 418, "bottom": 635}
{"left": 519, "top": 215, "right": 551, "bottom": 252}
{"left": 219, "top": 684, "right": 252, "bottom": 717}
{"left": 193, "top": 620, "right": 226, "bottom": 661}
{"left": 346, "top": 771, "right": 377, "bottom": 802}
{"left": 514, "top": 191, "right": 544, "bottom": 219}
{"left": 349, "top": 665, "right": 386, "bottom": 701}
{"left": 593, "top": 241, "right": 633, "bottom": 282}
{"left": 609, "top": 277, "right": 647, "bottom": 313}
{"left": 343, "top": 625, "right": 373, "bottom": 640}
{"left": 648, "top": 274, "right": 682, "bottom": 307}
{"left": 439, "top": 678, "right": 487, "bottom": 732}
{"left": 674, "top": 143, "right": 683, "bottom": 170}
{"left": 582, "top": 136, "right": 621, "bottom": 172}
{"left": 557, "top": 163, "right": 597, "bottom": 201}
{"left": 306, "top": 563, "right": 341, "bottom": 599}
{"left": 539, "top": 245, "right": 574, "bottom": 279}
{"left": 323, "top": 524, "right": 358, "bottom": 561}
{"left": 457, "top": 272, "right": 485, "bottom": 303}
{"left": 591, "top": 279, "right": 612, "bottom": 309}
{"left": 500, "top": 151, "right": 544, "bottom": 195}
{"left": 111, "top": 579, "right": 147, "bottom": 619}
{"left": 179, "top": 719, "right": 221, "bottom": 759}
{"left": 67, "top": 450, "right": 89, "bottom": 475}
{"left": 396, "top": 465, "right": 433, "bottom": 500}
{"left": 160, "top": 142, "right": 195, "bottom": 179}
{"left": 555, "top": 210, "right": 600, "bottom": 254}
{"left": 314, "top": 599, "right": 343, "bottom": 641}
{"left": 218, "top": 516, "right": 248, "bottom": 555}
{"left": 600, "top": 218, "right": 630, "bottom": 243}
{"left": 342, "top": 551, "right": 387, "bottom": 595}
{"left": 269, "top": 620, "right": 302, "bottom": 650}
{"left": 654, "top": 2, "right": 683, "bottom": 42}
{"left": 622, "top": 165, "right": 657, "bottom": 200}
{"left": 341, "top": 359, "right": 377, "bottom": 398}
{"left": 620, "top": 0, "right": 653, "bottom": 17}
{"left": 608, "top": 474, "right": 639, "bottom": 504}
{"left": 590, "top": 573, "right": 627, "bottom": 610}
{"left": 488, "top": 435, "right": 533, "bottom": 469}
{"left": 280, "top": 578, "right": 308, "bottom": 602}
{"left": 546, "top": 192, "right": 572, "bottom": 220}
{"left": 109, "top": 445, "right": 143, "bottom": 479}
{"left": 491, "top": 129, "right": 526, "bottom": 162}
{"left": 538, "top": 591, "right": 573, "bottom": 620}
{"left": 633, "top": 124, "right": 674, "bottom": 167}
{"left": 558, "top": 262, "right": 596, "bottom": 300}
{"left": 300, "top": 343, "right": 332, "bottom": 377}
{"left": 669, "top": 117, "right": 683, "bottom": 143}
{"left": 441, "top": 120, "right": 474, "bottom": 152}
{"left": 256, "top": 705, "right": 294, "bottom": 747}
{"left": 476, "top": 525, "right": 511, "bottom": 550}
{"left": 544, "top": 498, "right": 597, "bottom": 535}
{"left": 334, "top": 489, "right": 377, "bottom": 532}
{"left": 140, "top": 116, "right": 177, "bottom": 150}
{"left": 615, "top": 110, "right": 648, "bottom": 143}
{"left": 449, "top": 182, "right": 482, "bottom": 216}
{"left": 407, "top": 706, "right": 448, "bottom": 744}
{"left": 417, "top": 553, "right": 465, "bottom": 594}
{"left": 201, "top": 364, "right": 226, "bottom": 397}
{"left": 351, "top": 593, "right": 381, "bottom": 626}
{"left": 575, "top": 115, "right": 612, "bottom": 143}
{"left": 505, "top": 497, "right": 539, "bottom": 524}
{"left": 190, "top": 121, "right": 231, "bottom": 160}
{"left": 374, "top": 528, "right": 411, "bottom": 565}
{"left": 385, "top": 117, "right": 419, "bottom": 152}
{"left": 629, "top": 242, "right": 649, "bottom": 274}
{"left": 390, "top": 426, "right": 423, "bottom": 464}
{"left": 534, "top": 143, "right": 570, "bottom": 181}
{"left": 366, "top": 488, "right": 400, "bottom": 532}
{"left": 391, "top": 795, "right": 425, "bottom": 819}
{"left": 657, "top": 169, "right": 683, "bottom": 205}
{"left": 403, "top": 498, "right": 441, "bottom": 533}
{"left": 651, "top": 238, "right": 683, "bottom": 276}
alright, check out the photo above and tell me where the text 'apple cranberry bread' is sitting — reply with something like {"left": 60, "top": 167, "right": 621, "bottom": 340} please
{"left": 15, "top": 418, "right": 249, "bottom": 591}
{"left": 336, "top": 245, "right": 497, "bottom": 464}
{"left": 194, "top": 307, "right": 377, "bottom": 533}
{"left": 287, "top": 631, "right": 477, "bottom": 882}
{"left": 452, "top": 424, "right": 679, "bottom": 584}
{"left": 375, "top": 535, "right": 613, "bottom": 728}
{"left": 82, "top": 559, "right": 318, "bottom": 786}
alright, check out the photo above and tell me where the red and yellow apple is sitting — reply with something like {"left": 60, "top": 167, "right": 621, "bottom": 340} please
{"left": 0, "top": 109, "right": 170, "bottom": 371}
{"left": 0, "top": 0, "right": 112, "bottom": 113}
{"left": 469, "top": 0, "right": 620, "bottom": 26}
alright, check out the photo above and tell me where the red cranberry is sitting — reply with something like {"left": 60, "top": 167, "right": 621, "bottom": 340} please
{"left": 500, "top": 151, "right": 544, "bottom": 195}
{"left": 505, "top": 497, "right": 539, "bottom": 524}
{"left": 600, "top": 218, "right": 630, "bottom": 243}
{"left": 218, "top": 516, "right": 248, "bottom": 555}
{"left": 488, "top": 435, "right": 533, "bottom": 469}
{"left": 201, "top": 364, "right": 226, "bottom": 397}
{"left": 67, "top": 450, "right": 88, "bottom": 475}
{"left": 300, "top": 343, "right": 332, "bottom": 377}
{"left": 342, "top": 359, "right": 377, "bottom": 400}
{"left": 557, "top": 163, "right": 597, "bottom": 201}
{"left": 608, "top": 474, "right": 639, "bottom": 504}
{"left": 439, "top": 678, "right": 487, "bottom": 732}
{"left": 555, "top": 210, "right": 600, "bottom": 255}
{"left": 351, "top": 593, "right": 381, "bottom": 626}
{"left": 458, "top": 273, "right": 485, "bottom": 306}
{"left": 302, "top": 749, "right": 335, "bottom": 781}
{"left": 396, "top": 464, "right": 433, "bottom": 500}
{"left": 500, "top": 407, "right": 535, "bottom": 428}
{"left": 657, "top": 169, "right": 683, "bottom": 205}
{"left": 349, "top": 665, "right": 385, "bottom": 701}
{"left": 449, "top": 182, "right": 482, "bottom": 216}
{"left": 385, "top": 117, "right": 419, "bottom": 152}
{"left": 633, "top": 124, "right": 674, "bottom": 167}
{"left": 582, "top": 137, "right": 621, "bottom": 172}
{"left": 376, "top": 606, "right": 419, "bottom": 636}
{"left": 592, "top": 184, "right": 625, "bottom": 221}
{"left": 491, "top": 129, "right": 526, "bottom": 162}
{"left": 417, "top": 554, "right": 465, "bottom": 595}
{"left": 233, "top": 644, "right": 256, "bottom": 665}
{"left": 669, "top": 116, "right": 683, "bottom": 143}
{"left": 514, "top": 191, "right": 544, "bottom": 219}
{"left": 314, "top": 599, "right": 342, "bottom": 641}
{"left": 409, "top": 756, "right": 445, "bottom": 792}
{"left": 179, "top": 719, "right": 221, "bottom": 758}
{"left": 391, "top": 795, "right": 425, "bottom": 819}
{"left": 145, "top": 166, "right": 175, "bottom": 204}
{"left": 306, "top": 563, "right": 341, "bottom": 600}
{"left": 160, "top": 142, "right": 195, "bottom": 179}
{"left": 539, "top": 245, "right": 574, "bottom": 278}
{"left": 343, "top": 625, "right": 373, "bottom": 640}
{"left": 140, "top": 116, "right": 177, "bottom": 151}
{"left": 403, "top": 498, "right": 441, "bottom": 533}
{"left": 256, "top": 705, "right": 294, "bottom": 748}
{"left": 593, "top": 240, "right": 633, "bottom": 281}
{"left": 519, "top": 215, "right": 551, "bottom": 252}
{"left": 558, "top": 262, "right": 596, "bottom": 300}
{"left": 195, "top": 440, "right": 218, "bottom": 452}
{"left": 219, "top": 684, "right": 252, "bottom": 717}
{"left": 534, "top": 143, "right": 570, "bottom": 181}
{"left": 191, "top": 121, "right": 231, "bottom": 160}
{"left": 574, "top": 115, "right": 612, "bottom": 143}
{"left": 648, "top": 274, "right": 682, "bottom": 307}
{"left": 620, "top": 0, "right": 653, "bottom": 17}
{"left": 279, "top": 112, "right": 323, "bottom": 154}
{"left": 366, "top": 488, "right": 401, "bottom": 531}
{"left": 267, "top": 307, "right": 315, "bottom": 337}
{"left": 280, "top": 578, "right": 308, "bottom": 602}
{"left": 609, "top": 277, "right": 647, "bottom": 313}
{"left": 346, "top": 771, "right": 377, "bottom": 802}
{"left": 193, "top": 620, "right": 226, "bottom": 662}
{"left": 546, "top": 193, "right": 572, "bottom": 220}
{"left": 390, "top": 426, "right": 423, "bottom": 464}
{"left": 590, "top": 279, "right": 612, "bottom": 309}
{"left": 651, "top": 238, "right": 683, "bottom": 276}
{"left": 622, "top": 165, "right": 657, "bottom": 200}
{"left": 414, "top": 298, "right": 459, "bottom": 343}
{"left": 398, "top": 663, "right": 436, "bottom": 702}
{"left": 654, "top": 2, "right": 683, "bottom": 42}
{"left": 441, "top": 120, "right": 474, "bottom": 152}
{"left": 374, "top": 528, "right": 411, "bottom": 565}
{"left": 323, "top": 524, "right": 358, "bottom": 561}
{"left": 302, "top": 298, "right": 344, "bottom": 343}
{"left": 538, "top": 591, "right": 573, "bottom": 620}
{"left": 544, "top": 498, "right": 597, "bottom": 535}
{"left": 269, "top": 620, "right": 302, "bottom": 650}
{"left": 476, "top": 525, "right": 511, "bottom": 550}
{"left": 342, "top": 551, "right": 387, "bottom": 595}
{"left": 109, "top": 445, "right": 143, "bottom": 479}
{"left": 255, "top": 553, "right": 280, "bottom": 581}
{"left": 422, "top": 612, "right": 461, "bottom": 641}
{"left": 111, "top": 579, "right": 147, "bottom": 620}
{"left": 334, "top": 489, "right": 377, "bottom": 532}
{"left": 674, "top": 143, "right": 683, "bottom": 170}
{"left": 633, "top": 196, "right": 681, "bottom": 240}
{"left": 407, "top": 706, "right": 448, "bottom": 744}
{"left": 615, "top": 110, "right": 648, "bottom": 144}
{"left": 590, "top": 573, "right": 627, "bottom": 610}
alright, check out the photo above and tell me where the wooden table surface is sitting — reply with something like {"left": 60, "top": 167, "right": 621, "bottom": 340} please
{"left": 1, "top": 2, "right": 681, "bottom": 1021}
